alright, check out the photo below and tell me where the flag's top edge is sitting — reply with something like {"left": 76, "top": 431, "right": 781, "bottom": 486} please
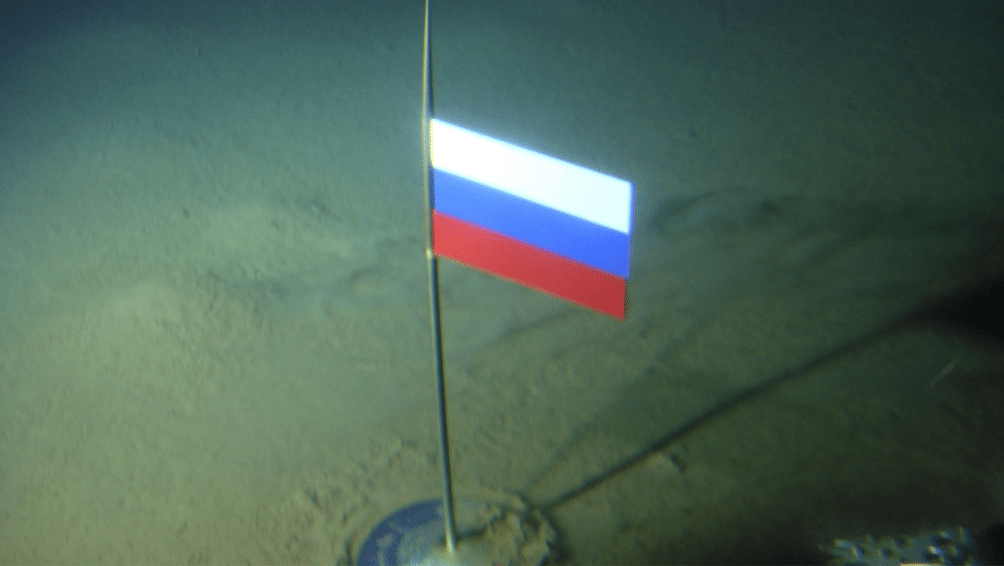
{"left": 430, "top": 119, "right": 632, "bottom": 234}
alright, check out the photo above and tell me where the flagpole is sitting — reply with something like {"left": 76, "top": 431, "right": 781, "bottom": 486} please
{"left": 421, "top": 0, "right": 459, "bottom": 555}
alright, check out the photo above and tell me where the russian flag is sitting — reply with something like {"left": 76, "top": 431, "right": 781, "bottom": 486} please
{"left": 430, "top": 119, "right": 633, "bottom": 319}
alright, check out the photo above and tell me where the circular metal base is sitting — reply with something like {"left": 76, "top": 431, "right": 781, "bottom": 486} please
{"left": 355, "top": 496, "right": 555, "bottom": 566}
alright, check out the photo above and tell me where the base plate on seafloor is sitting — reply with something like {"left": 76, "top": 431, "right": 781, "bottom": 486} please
{"left": 355, "top": 495, "right": 555, "bottom": 566}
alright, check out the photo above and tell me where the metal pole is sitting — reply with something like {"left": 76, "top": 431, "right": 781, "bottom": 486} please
{"left": 421, "top": 0, "right": 458, "bottom": 555}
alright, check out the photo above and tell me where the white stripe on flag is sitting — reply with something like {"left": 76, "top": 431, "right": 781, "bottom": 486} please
{"left": 431, "top": 119, "right": 632, "bottom": 235}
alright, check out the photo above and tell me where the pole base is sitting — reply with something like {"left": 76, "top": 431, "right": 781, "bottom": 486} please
{"left": 355, "top": 494, "right": 555, "bottom": 566}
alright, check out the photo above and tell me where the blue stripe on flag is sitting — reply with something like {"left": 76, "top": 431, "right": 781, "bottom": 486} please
{"left": 433, "top": 169, "right": 631, "bottom": 278}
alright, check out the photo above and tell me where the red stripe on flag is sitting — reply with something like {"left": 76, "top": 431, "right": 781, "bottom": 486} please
{"left": 432, "top": 211, "right": 626, "bottom": 319}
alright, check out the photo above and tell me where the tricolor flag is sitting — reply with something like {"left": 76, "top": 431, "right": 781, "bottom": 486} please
{"left": 430, "top": 119, "right": 633, "bottom": 319}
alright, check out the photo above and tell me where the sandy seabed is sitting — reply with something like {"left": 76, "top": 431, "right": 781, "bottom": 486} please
{"left": 1, "top": 1, "right": 1002, "bottom": 564}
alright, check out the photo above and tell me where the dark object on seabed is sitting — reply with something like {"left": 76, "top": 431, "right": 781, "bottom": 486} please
{"left": 820, "top": 523, "right": 1004, "bottom": 566}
